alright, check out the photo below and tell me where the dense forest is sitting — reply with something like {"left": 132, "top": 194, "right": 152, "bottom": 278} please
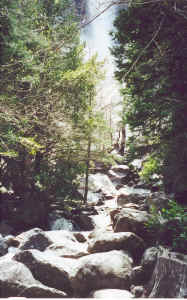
{"left": 110, "top": 0, "right": 187, "bottom": 253}
{"left": 112, "top": 0, "right": 187, "bottom": 203}
{"left": 0, "top": 0, "right": 111, "bottom": 230}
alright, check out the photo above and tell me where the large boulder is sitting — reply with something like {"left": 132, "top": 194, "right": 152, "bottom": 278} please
{"left": 89, "top": 288, "right": 133, "bottom": 298}
{"left": 113, "top": 208, "right": 150, "bottom": 240}
{"left": 46, "top": 240, "right": 88, "bottom": 259}
{"left": 147, "top": 250, "right": 187, "bottom": 298}
{"left": 88, "top": 231, "right": 145, "bottom": 262}
{"left": 71, "top": 250, "right": 133, "bottom": 297}
{"left": 17, "top": 228, "right": 52, "bottom": 251}
{"left": 88, "top": 228, "right": 113, "bottom": 240}
{"left": 13, "top": 249, "right": 76, "bottom": 295}
{"left": 46, "top": 230, "right": 88, "bottom": 253}
{"left": 0, "top": 259, "right": 67, "bottom": 298}
{"left": 117, "top": 187, "right": 150, "bottom": 207}
{"left": 45, "top": 229, "right": 77, "bottom": 243}
{"left": 108, "top": 169, "right": 129, "bottom": 188}
{"left": 79, "top": 173, "right": 117, "bottom": 199}
{"left": 19, "top": 284, "right": 67, "bottom": 298}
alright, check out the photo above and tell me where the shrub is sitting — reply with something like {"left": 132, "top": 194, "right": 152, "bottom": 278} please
{"left": 139, "top": 156, "right": 161, "bottom": 183}
{"left": 146, "top": 200, "right": 187, "bottom": 254}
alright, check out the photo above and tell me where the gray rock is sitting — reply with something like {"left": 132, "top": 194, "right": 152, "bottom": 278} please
{"left": 0, "top": 259, "right": 67, "bottom": 298}
{"left": 13, "top": 249, "right": 76, "bottom": 295}
{"left": 46, "top": 239, "right": 88, "bottom": 258}
{"left": 73, "top": 232, "right": 87, "bottom": 243}
{"left": 117, "top": 187, "right": 150, "bottom": 207}
{"left": 0, "top": 259, "right": 39, "bottom": 297}
{"left": 88, "top": 231, "right": 145, "bottom": 262}
{"left": 17, "top": 228, "right": 51, "bottom": 251}
{"left": 147, "top": 250, "right": 187, "bottom": 298}
{"left": 88, "top": 228, "right": 112, "bottom": 240}
{"left": 108, "top": 169, "right": 129, "bottom": 188}
{"left": 131, "top": 285, "right": 145, "bottom": 298}
{"left": 45, "top": 229, "right": 77, "bottom": 243}
{"left": 71, "top": 250, "right": 133, "bottom": 297}
{"left": 19, "top": 284, "right": 67, "bottom": 298}
{"left": 79, "top": 173, "right": 116, "bottom": 196}
{"left": 4, "top": 235, "right": 20, "bottom": 247}
{"left": 113, "top": 208, "right": 150, "bottom": 239}
{"left": 89, "top": 288, "right": 133, "bottom": 298}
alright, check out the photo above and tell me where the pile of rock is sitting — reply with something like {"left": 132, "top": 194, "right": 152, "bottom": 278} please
{"left": 0, "top": 162, "right": 186, "bottom": 298}
{"left": 0, "top": 225, "right": 186, "bottom": 298}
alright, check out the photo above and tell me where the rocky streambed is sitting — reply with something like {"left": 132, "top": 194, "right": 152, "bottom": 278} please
{"left": 0, "top": 160, "right": 187, "bottom": 298}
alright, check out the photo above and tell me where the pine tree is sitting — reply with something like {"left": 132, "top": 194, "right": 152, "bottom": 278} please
{"left": 111, "top": 0, "right": 187, "bottom": 203}
{"left": 0, "top": 0, "right": 109, "bottom": 228}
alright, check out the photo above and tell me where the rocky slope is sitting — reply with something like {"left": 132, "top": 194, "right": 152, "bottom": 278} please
{"left": 0, "top": 159, "right": 187, "bottom": 298}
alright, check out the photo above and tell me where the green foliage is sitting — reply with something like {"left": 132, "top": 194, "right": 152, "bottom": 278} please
{"left": 112, "top": 0, "right": 187, "bottom": 200}
{"left": 19, "top": 137, "right": 44, "bottom": 156}
{"left": 0, "top": 0, "right": 109, "bottom": 227}
{"left": 146, "top": 200, "right": 187, "bottom": 253}
{"left": 139, "top": 155, "right": 161, "bottom": 183}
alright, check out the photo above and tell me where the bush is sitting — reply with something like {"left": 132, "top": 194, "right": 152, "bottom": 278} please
{"left": 146, "top": 200, "right": 187, "bottom": 254}
{"left": 139, "top": 156, "right": 161, "bottom": 183}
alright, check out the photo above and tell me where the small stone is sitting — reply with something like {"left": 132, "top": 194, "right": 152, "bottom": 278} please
{"left": 4, "top": 235, "right": 20, "bottom": 247}
{"left": 131, "top": 285, "right": 145, "bottom": 298}
{"left": 73, "top": 232, "right": 87, "bottom": 243}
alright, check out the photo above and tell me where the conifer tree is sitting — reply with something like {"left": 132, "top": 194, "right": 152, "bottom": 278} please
{"left": 111, "top": 0, "right": 187, "bottom": 202}
{"left": 0, "top": 0, "right": 110, "bottom": 227}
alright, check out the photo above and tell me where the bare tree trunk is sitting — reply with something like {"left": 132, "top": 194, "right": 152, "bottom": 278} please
{"left": 84, "top": 137, "right": 91, "bottom": 204}
{"left": 84, "top": 91, "right": 93, "bottom": 204}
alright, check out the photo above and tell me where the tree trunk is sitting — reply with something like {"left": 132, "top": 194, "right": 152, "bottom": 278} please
{"left": 146, "top": 250, "right": 187, "bottom": 298}
{"left": 84, "top": 138, "right": 91, "bottom": 204}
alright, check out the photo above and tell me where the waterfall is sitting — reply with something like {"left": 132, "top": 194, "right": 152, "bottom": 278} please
{"left": 81, "top": 1, "right": 123, "bottom": 143}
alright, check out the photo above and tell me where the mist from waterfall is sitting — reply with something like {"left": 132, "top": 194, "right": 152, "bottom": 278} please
{"left": 81, "top": 1, "right": 123, "bottom": 141}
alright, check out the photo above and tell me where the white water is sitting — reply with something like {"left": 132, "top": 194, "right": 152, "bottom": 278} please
{"left": 81, "top": 0, "right": 123, "bottom": 140}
